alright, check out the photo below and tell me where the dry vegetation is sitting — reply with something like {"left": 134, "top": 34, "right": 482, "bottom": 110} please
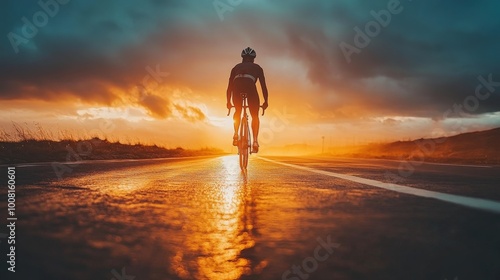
{"left": 0, "top": 123, "right": 223, "bottom": 164}
{"left": 341, "top": 127, "right": 500, "bottom": 164}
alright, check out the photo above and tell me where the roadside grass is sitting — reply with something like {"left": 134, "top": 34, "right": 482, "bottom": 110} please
{"left": 0, "top": 122, "right": 224, "bottom": 164}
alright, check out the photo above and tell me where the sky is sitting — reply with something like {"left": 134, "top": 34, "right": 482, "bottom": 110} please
{"left": 1, "top": 0, "right": 500, "bottom": 151}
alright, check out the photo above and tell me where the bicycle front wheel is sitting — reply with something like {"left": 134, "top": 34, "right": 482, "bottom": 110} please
{"left": 239, "top": 117, "right": 249, "bottom": 170}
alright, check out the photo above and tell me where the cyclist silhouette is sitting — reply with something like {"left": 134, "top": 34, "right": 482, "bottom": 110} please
{"left": 226, "top": 47, "right": 269, "bottom": 153}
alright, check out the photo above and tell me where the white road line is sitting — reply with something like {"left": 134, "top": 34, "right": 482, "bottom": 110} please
{"left": 316, "top": 156, "right": 493, "bottom": 168}
{"left": 259, "top": 157, "right": 500, "bottom": 214}
{"left": 420, "top": 162, "right": 493, "bottom": 168}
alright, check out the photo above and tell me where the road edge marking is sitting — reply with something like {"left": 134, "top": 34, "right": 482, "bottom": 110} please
{"left": 258, "top": 157, "right": 500, "bottom": 214}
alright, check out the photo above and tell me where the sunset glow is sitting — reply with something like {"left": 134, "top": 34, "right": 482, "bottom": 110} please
{"left": 2, "top": 1, "right": 500, "bottom": 153}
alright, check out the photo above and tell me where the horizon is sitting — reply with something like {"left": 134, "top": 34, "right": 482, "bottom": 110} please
{"left": 2, "top": 122, "right": 498, "bottom": 158}
{"left": 2, "top": 1, "right": 500, "bottom": 152}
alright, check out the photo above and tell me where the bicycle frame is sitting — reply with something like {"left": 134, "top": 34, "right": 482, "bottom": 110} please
{"left": 227, "top": 93, "right": 265, "bottom": 170}
{"left": 239, "top": 94, "right": 251, "bottom": 169}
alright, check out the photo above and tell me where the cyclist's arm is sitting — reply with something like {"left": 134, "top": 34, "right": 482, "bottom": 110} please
{"left": 259, "top": 67, "right": 268, "bottom": 103}
{"left": 226, "top": 68, "right": 235, "bottom": 104}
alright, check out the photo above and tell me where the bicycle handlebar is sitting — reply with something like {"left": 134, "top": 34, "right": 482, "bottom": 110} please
{"left": 227, "top": 106, "right": 266, "bottom": 116}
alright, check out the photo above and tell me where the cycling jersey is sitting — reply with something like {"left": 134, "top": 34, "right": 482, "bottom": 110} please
{"left": 228, "top": 62, "right": 265, "bottom": 114}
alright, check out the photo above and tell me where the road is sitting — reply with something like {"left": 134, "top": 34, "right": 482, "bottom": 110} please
{"left": 1, "top": 155, "right": 500, "bottom": 280}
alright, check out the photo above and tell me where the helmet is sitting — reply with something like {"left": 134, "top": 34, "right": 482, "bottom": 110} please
{"left": 241, "top": 47, "right": 256, "bottom": 58}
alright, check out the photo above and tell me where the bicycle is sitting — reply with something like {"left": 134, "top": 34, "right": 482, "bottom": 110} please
{"left": 227, "top": 93, "right": 265, "bottom": 170}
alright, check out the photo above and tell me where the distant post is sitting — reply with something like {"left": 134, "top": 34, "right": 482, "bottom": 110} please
{"left": 322, "top": 136, "right": 325, "bottom": 154}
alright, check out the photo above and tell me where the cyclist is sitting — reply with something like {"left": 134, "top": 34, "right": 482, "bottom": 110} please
{"left": 226, "top": 47, "right": 269, "bottom": 153}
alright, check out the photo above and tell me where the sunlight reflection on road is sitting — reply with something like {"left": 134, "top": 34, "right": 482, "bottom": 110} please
{"left": 170, "top": 155, "right": 266, "bottom": 280}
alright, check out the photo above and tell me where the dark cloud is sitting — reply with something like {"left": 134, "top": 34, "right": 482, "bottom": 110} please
{"left": 173, "top": 104, "right": 206, "bottom": 122}
{"left": 139, "top": 94, "right": 171, "bottom": 119}
{"left": 1, "top": 0, "right": 500, "bottom": 120}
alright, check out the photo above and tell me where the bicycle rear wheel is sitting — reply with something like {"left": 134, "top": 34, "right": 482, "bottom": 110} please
{"left": 239, "top": 117, "right": 249, "bottom": 170}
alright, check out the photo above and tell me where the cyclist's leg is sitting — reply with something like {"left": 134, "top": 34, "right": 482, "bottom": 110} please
{"left": 248, "top": 91, "right": 260, "bottom": 145}
{"left": 232, "top": 93, "right": 243, "bottom": 144}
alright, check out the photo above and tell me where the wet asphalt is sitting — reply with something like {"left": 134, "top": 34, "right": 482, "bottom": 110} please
{"left": 1, "top": 155, "right": 499, "bottom": 280}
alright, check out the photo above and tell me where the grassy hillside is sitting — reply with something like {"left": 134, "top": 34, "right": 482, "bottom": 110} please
{"left": 354, "top": 127, "right": 500, "bottom": 164}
